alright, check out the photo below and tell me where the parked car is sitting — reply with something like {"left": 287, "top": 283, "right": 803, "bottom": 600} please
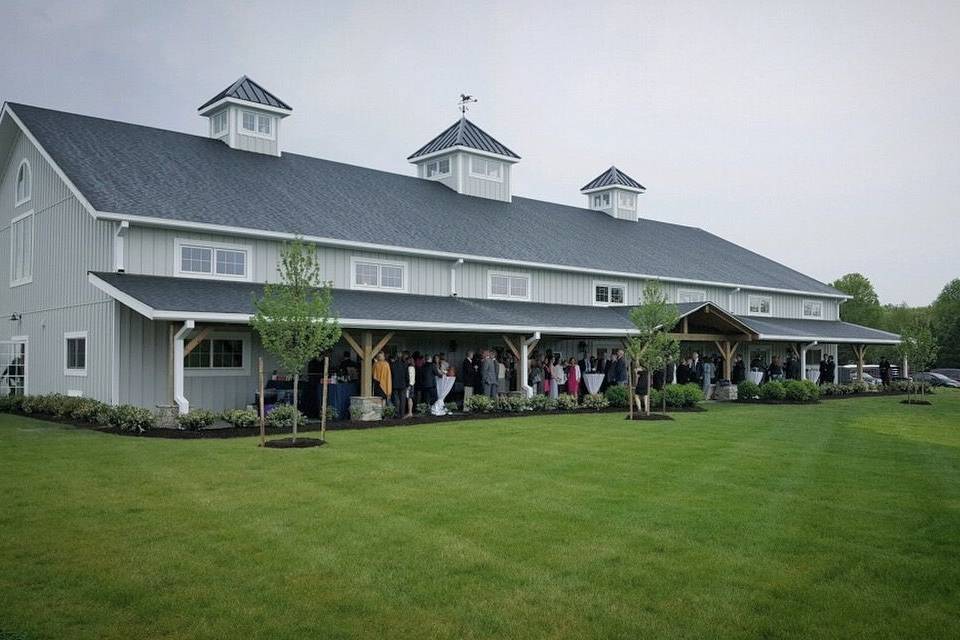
{"left": 911, "top": 372, "right": 960, "bottom": 388}
{"left": 850, "top": 371, "right": 883, "bottom": 386}
{"left": 930, "top": 368, "right": 960, "bottom": 383}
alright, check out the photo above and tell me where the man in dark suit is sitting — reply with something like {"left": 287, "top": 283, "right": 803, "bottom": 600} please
{"left": 390, "top": 352, "right": 408, "bottom": 415}
{"left": 612, "top": 349, "right": 628, "bottom": 386}
{"left": 458, "top": 350, "right": 477, "bottom": 407}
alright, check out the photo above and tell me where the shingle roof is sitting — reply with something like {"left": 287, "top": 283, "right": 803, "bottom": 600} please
{"left": 10, "top": 103, "right": 841, "bottom": 297}
{"left": 407, "top": 117, "right": 520, "bottom": 160}
{"left": 581, "top": 166, "right": 645, "bottom": 192}
{"left": 197, "top": 76, "right": 291, "bottom": 112}
{"left": 91, "top": 273, "right": 894, "bottom": 343}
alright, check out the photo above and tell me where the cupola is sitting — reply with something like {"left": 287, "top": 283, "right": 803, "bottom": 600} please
{"left": 198, "top": 76, "right": 292, "bottom": 157}
{"left": 580, "top": 166, "right": 645, "bottom": 221}
{"left": 408, "top": 117, "right": 520, "bottom": 202}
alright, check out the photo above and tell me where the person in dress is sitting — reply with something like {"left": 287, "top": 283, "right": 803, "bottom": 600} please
{"left": 529, "top": 359, "right": 544, "bottom": 395}
{"left": 542, "top": 357, "right": 553, "bottom": 397}
{"left": 634, "top": 366, "right": 649, "bottom": 414}
{"left": 566, "top": 357, "right": 581, "bottom": 398}
{"left": 732, "top": 356, "right": 746, "bottom": 384}
{"left": 550, "top": 355, "right": 566, "bottom": 399}
{"left": 372, "top": 351, "right": 392, "bottom": 400}
{"left": 404, "top": 355, "right": 416, "bottom": 418}
{"left": 767, "top": 356, "right": 785, "bottom": 382}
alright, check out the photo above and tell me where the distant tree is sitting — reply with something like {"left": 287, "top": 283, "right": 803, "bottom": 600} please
{"left": 873, "top": 303, "right": 932, "bottom": 362}
{"left": 931, "top": 278, "right": 960, "bottom": 367}
{"left": 897, "top": 322, "right": 938, "bottom": 403}
{"left": 627, "top": 283, "right": 680, "bottom": 416}
{"left": 251, "top": 238, "right": 341, "bottom": 441}
{"left": 832, "top": 273, "right": 882, "bottom": 327}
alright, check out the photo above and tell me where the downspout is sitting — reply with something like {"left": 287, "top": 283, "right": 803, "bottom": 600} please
{"left": 521, "top": 331, "right": 540, "bottom": 398}
{"left": 173, "top": 320, "right": 194, "bottom": 414}
{"left": 727, "top": 287, "right": 740, "bottom": 312}
{"left": 113, "top": 220, "right": 129, "bottom": 272}
{"left": 450, "top": 258, "right": 464, "bottom": 296}
{"left": 800, "top": 340, "right": 817, "bottom": 382}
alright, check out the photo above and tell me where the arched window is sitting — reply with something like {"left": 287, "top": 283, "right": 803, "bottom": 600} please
{"left": 15, "top": 159, "right": 32, "bottom": 206}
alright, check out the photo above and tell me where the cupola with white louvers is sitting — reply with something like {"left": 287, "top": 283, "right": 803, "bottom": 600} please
{"left": 198, "top": 76, "right": 292, "bottom": 157}
{"left": 580, "top": 166, "right": 645, "bottom": 221}
{"left": 408, "top": 117, "right": 520, "bottom": 203}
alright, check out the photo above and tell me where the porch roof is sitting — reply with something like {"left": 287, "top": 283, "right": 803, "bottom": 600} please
{"left": 89, "top": 272, "right": 899, "bottom": 343}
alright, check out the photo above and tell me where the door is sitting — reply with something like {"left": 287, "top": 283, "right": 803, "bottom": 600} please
{"left": 0, "top": 338, "right": 27, "bottom": 396}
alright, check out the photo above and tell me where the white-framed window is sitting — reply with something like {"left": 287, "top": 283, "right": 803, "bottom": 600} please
{"left": 239, "top": 110, "right": 275, "bottom": 139}
{"left": 425, "top": 157, "right": 452, "bottom": 178}
{"left": 619, "top": 192, "right": 636, "bottom": 209}
{"left": 9, "top": 210, "right": 34, "bottom": 287}
{"left": 803, "top": 299, "right": 824, "bottom": 318}
{"left": 210, "top": 111, "right": 228, "bottom": 137}
{"left": 350, "top": 257, "right": 407, "bottom": 292}
{"left": 592, "top": 193, "right": 611, "bottom": 208}
{"left": 748, "top": 294, "right": 772, "bottom": 316}
{"left": 174, "top": 239, "right": 251, "bottom": 280}
{"left": 488, "top": 271, "right": 530, "bottom": 301}
{"left": 15, "top": 159, "right": 32, "bottom": 206}
{"left": 184, "top": 333, "right": 250, "bottom": 376}
{"left": 64, "top": 331, "right": 87, "bottom": 377}
{"left": 677, "top": 289, "right": 706, "bottom": 304}
{"left": 594, "top": 281, "right": 626, "bottom": 306}
{"left": 469, "top": 156, "right": 503, "bottom": 182}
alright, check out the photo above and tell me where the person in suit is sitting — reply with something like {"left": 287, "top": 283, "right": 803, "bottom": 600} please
{"left": 481, "top": 350, "right": 499, "bottom": 398}
{"left": 690, "top": 351, "right": 704, "bottom": 386}
{"left": 676, "top": 358, "right": 691, "bottom": 384}
{"left": 817, "top": 356, "right": 828, "bottom": 385}
{"left": 732, "top": 356, "right": 746, "bottom": 383}
{"left": 879, "top": 357, "right": 892, "bottom": 385}
{"left": 458, "top": 350, "right": 477, "bottom": 407}
{"left": 826, "top": 356, "right": 836, "bottom": 384}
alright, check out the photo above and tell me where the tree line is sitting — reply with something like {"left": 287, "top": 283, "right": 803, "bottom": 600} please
{"left": 830, "top": 273, "right": 959, "bottom": 368}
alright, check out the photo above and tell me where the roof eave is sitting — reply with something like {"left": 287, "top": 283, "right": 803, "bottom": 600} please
{"left": 580, "top": 185, "right": 645, "bottom": 195}
{"left": 407, "top": 145, "right": 521, "bottom": 164}
{"left": 198, "top": 97, "right": 292, "bottom": 118}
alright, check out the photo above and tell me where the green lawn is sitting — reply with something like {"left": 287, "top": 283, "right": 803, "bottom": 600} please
{"left": 1, "top": 392, "right": 958, "bottom": 639}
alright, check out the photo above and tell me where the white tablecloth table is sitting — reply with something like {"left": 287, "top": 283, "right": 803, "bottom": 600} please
{"left": 431, "top": 377, "right": 456, "bottom": 415}
{"left": 584, "top": 373, "right": 605, "bottom": 395}
{"left": 748, "top": 370, "right": 764, "bottom": 384}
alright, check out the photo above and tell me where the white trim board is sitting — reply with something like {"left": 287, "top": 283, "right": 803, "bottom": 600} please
{"left": 93, "top": 211, "right": 849, "bottom": 300}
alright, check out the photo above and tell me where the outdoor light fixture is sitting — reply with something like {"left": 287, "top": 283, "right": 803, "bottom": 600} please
{"left": 9, "top": 313, "right": 20, "bottom": 322}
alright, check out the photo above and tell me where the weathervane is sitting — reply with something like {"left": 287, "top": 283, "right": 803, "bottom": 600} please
{"left": 458, "top": 94, "right": 477, "bottom": 115}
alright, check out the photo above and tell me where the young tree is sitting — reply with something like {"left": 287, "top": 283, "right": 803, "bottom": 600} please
{"left": 251, "top": 238, "right": 341, "bottom": 441}
{"left": 627, "top": 282, "right": 681, "bottom": 416}
{"left": 897, "top": 322, "right": 939, "bottom": 403}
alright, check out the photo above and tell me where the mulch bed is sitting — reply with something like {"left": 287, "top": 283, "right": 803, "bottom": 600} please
{"left": 263, "top": 437, "right": 326, "bottom": 448}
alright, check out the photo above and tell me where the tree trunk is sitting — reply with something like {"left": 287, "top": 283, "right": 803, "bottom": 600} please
{"left": 662, "top": 365, "right": 667, "bottom": 413}
{"left": 646, "top": 369, "right": 652, "bottom": 416}
{"left": 320, "top": 356, "right": 330, "bottom": 443}
{"left": 628, "top": 361, "right": 635, "bottom": 421}
{"left": 258, "top": 357, "right": 265, "bottom": 448}
{"left": 292, "top": 372, "right": 299, "bottom": 441}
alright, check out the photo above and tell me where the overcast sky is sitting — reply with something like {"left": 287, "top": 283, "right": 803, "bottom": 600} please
{"left": 1, "top": 0, "right": 957, "bottom": 305}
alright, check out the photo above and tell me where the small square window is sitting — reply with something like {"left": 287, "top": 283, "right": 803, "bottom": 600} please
{"left": 381, "top": 265, "right": 403, "bottom": 289}
{"left": 181, "top": 246, "right": 213, "bottom": 274}
{"left": 65, "top": 335, "right": 86, "bottom": 374}
{"left": 749, "top": 295, "right": 772, "bottom": 315}
{"left": 257, "top": 115, "right": 272, "bottom": 135}
{"left": 438, "top": 158, "right": 450, "bottom": 174}
{"left": 242, "top": 111, "right": 256, "bottom": 131}
{"left": 355, "top": 263, "right": 379, "bottom": 286}
{"left": 489, "top": 272, "right": 530, "bottom": 300}
{"left": 212, "top": 339, "right": 244, "bottom": 368}
{"left": 215, "top": 249, "right": 246, "bottom": 276}
{"left": 803, "top": 300, "right": 823, "bottom": 318}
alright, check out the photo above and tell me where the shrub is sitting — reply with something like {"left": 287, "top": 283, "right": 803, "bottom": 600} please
{"left": 849, "top": 380, "right": 870, "bottom": 394}
{"left": 177, "top": 409, "right": 218, "bottom": 431}
{"left": 415, "top": 402, "right": 432, "bottom": 416}
{"left": 221, "top": 408, "right": 258, "bottom": 428}
{"left": 556, "top": 393, "right": 579, "bottom": 410}
{"left": 382, "top": 404, "right": 397, "bottom": 419}
{"left": 581, "top": 393, "right": 610, "bottom": 411}
{"left": 465, "top": 394, "right": 495, "bottom": 413}
{"left": 649, "top": 388, "right": 663, "bottom": 408}
{"left": 660, "top": 383, "right": 704, "bottom": 408}
{"left": 528, "top": 394, "right": 557, "bottom": 411}
{"left": 0, "top": 394, "right": 25, "bottom": 413}
{"left": 444, "top": 401, "right": 459, "bottom": 414}
{"left": 784, "top": 379, "right": 820, "bottom": 403}
{"left": 70, "top": 398, "right": 108, "bottom": 423}
{"left": 266, "top": 404, "right": 305, "bottom": 429}
{"left": 604, "top": 385, "right": 629, "bottom": 408}
{"left": 496, "top": 395, "right": 529, "bottom": 413}
{"left": 737, "top": 380, "right": 761, "bottom": 400}
{"left": 324, "top": 406, "right": 339, "bottom": 421}
{"left": 105, "top": 404, "right": 155, "bottom": 433}
{"left": 53, "top": 396, "right": 84, "bottom": 419}
{"left": 759, "top": 381, "right": 786, "bottom": 401}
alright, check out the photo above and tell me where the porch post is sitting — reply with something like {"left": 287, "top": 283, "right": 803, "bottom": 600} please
{"left": 520, "top": 332, "right": 540, "bottom": 397}
{"left": 361, "top": 331, "right": 373, "bottom": 397}
{"left": 173, "top": 320, "right": 194, "bottom": 415}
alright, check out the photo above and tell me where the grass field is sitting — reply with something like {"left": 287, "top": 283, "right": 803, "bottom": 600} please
{"left": 1, "top": 391, "right": 958, "bottom": 639}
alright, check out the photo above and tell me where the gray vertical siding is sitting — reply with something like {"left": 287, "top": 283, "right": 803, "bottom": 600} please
{"left": 0, "top": 129, "right": 115, "bottom": 401}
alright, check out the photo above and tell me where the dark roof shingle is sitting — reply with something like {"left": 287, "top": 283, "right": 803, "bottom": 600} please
{"left": 197, "top": 76, "right": 292, "bottom": 112}
{"left": 581, "top": 166, "right": 645, "bottom": 192}
{"left": 11, "top": 103, "right": 841, "bottom": 296}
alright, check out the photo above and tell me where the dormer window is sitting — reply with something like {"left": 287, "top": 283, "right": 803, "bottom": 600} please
{"left": 592, "top": 193, "right": 611, "bottom": 208}
{"left": 425, "top": 157, "right": 451, "bottom": 178}
{"left": 470, "top": 157, "right": 503, "bottom": 182}
{"left": 210, "top": 111, "right": 228, "bottom": 137}
{"left": 240, "top": 110, "right": 274, "bottom": 139}
{"left": 15, "top": 159, "right": 31, "bottom": 206}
